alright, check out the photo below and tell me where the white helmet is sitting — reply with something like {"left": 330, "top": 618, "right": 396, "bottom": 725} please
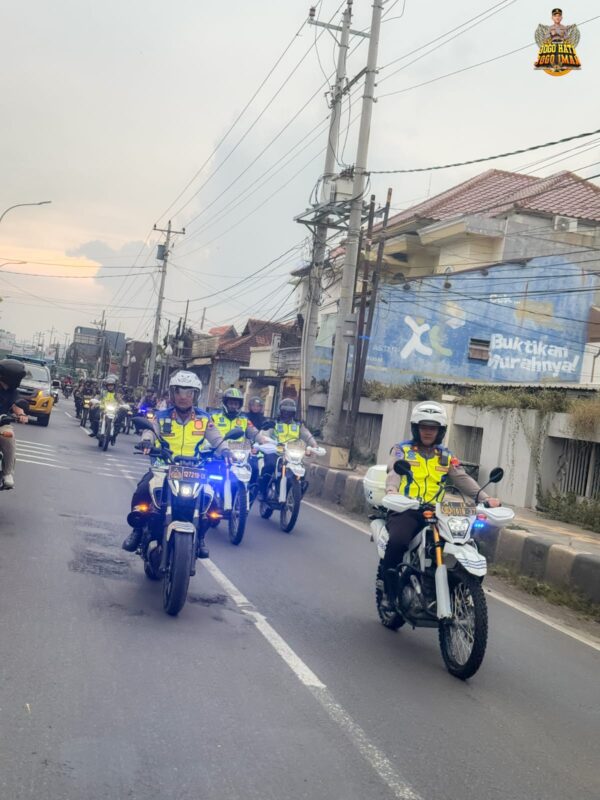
{"left": 169, "top": 370, "right": 202, "bottom": 405}
{"left": 410, "top": 401, "right": 448, "bottom": 444}
{"left": 169, "top": 371, "right": 202, "bottom": 391}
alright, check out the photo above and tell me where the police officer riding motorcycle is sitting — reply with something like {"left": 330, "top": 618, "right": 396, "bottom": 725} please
{"left": 122, "top": 371, "right": 227, "bottom": 557}
{"left": 259, "top": 398, "right": 318, "bottom": 499}
{"left": 380, "top": 401, "right": 500, "bottom": 610}
{"left": 89, "top": 374, "right": 120, "bottom": 438}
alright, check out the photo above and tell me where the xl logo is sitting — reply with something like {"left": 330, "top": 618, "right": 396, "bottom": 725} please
{"left": 400, "top": 315, "right": 452, "bottom": 360}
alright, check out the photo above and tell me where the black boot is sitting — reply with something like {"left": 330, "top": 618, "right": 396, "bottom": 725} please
{"left": 122, "top": 528, "right": 142, "bottom": 552}
{"left": 383, "top": 568, "right": 399, "bottom": 608}
{"left": 197, "top": 536, "right": 209, "bottom": 559}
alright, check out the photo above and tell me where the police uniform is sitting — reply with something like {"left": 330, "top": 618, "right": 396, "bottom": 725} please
{"left": 382, "top": 439, "right": 488, "bottom": 578}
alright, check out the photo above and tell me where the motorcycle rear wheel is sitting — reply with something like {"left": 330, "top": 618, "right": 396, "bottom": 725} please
{"left": 438, "top": 572, "right": 488, "bottom": 680}
{"left": 280, "top": 480, "right": 301, "bottom": 533}
{"left": 375, "top": 561, "right": 405, "bottom": 630}
{"left": 163, "top": 533, "right": 193, "bottom": 616}
{"left": 228, "top": 484, "right": 248, "bottom": 546}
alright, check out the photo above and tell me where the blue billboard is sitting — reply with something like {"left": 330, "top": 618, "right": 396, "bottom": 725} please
{"left": 313, "top": 256, "right": 598, "bottom": 385}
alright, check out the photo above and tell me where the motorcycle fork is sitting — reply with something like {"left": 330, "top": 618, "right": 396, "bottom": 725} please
{"left": 431, "top": 521, "right": 452, "bottom": 620}
{"left": 278, "top": 463, "right": 287, "bottom": 504}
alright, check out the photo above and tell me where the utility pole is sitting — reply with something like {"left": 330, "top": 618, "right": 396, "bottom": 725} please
{"left": 299, "top": 1, "right": 356, "bottom": 421}
{"left": 322, "top": 0, "right": 384, "bottom": 445}
{"left": 94, "top": 310, "right": 106, "bottom": 379}
{"left": 148, "top": 220, "right": 185, "bottom": 389}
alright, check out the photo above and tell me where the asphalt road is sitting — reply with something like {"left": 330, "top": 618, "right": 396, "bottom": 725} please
{"left": 0, "top": 406, "right": 598, "bottom": 800}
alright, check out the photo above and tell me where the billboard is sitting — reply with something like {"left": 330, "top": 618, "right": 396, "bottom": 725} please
{"left": 313, "top": 256, "right": 598, "bottom": 385}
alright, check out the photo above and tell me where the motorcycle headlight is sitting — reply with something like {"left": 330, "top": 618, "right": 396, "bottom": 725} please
{"left": 180, "top": 484, "right": 194, "bottom": 498}
{"left": 106, "top": 404, "right": 117, "bottom": 413}
{"left": 230, "top": 448, "right": 248, "bottom": 463}
{"left": 447, "top": 517, "right": 471, "bottom": 536}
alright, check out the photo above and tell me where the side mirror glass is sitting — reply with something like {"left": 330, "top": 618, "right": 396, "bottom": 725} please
{"left": 133, "top": 417, "right": 154, "bottom": 432}
{"left": 393, "top": 459, "right": 413, "bottom": 478}
{"left": 488, "top": 467, "right": 504, "bottom": 484}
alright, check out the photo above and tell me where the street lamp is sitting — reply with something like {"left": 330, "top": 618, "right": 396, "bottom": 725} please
{"left": 0, "top": 201, "right": 52, "bottom": 226}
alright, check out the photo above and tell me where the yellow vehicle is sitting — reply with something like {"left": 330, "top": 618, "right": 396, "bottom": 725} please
{"left": 14, "top": 358, "right": 55, "bottom": 426}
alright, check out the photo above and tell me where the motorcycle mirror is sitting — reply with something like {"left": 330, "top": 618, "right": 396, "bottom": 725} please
{"left": 260, "top": 420, "right": 273, "bottom": 431}
{"left": 225, "top": 428, "right": 245, "bottom": 440}
{"left": 393, "top": 459, "right": 413, "bottom": 477}
{"left": 488, "top": 467, "right": 504, "bottom": 484}
{"left": 133, "top": 417, "right": 154, "bottom": 432}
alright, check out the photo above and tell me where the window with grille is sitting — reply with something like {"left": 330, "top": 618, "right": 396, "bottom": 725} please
{"left": 557, "top": 439, "right": 600, "bottom": 499}
{"left": 468, "top": 337, "right": 490, "bottom": 362}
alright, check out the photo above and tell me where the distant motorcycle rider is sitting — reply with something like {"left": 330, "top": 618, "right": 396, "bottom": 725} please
{"left": 0, "top": 359, "right": 29, "bottom": 489}
{"left": 246, "top": 395, "right": 268, "bottom": 430}
{"left": 204, "top": 387, "right": 260, "bottom": 444}
{"left": 259, "top": 398, "right": 317, "bottom": 499}
{"left": 89, "top": 374, "right": 120, "bottom": 437}
{"left": 381, "top": 401, "right": 500, "bottom": 607}
{"left": 122, "top": 371, "right": 228, "bottom": 557}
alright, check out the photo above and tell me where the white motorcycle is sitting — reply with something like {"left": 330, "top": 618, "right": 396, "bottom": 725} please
{"left": 257, "top": 439, "right": 326, "bottom": 533}
{"left": 205, "top": 437, "right": 253, "bottom": 546}
{"left": 98, "top": 400, "right": 118, "bottom": 451}
{"left": 369, "top": 461, "right": 514, "bottom": 680}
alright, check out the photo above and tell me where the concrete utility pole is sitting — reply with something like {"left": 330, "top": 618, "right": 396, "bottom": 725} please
{"left": 94, "top": 310, "right": 106, "bottom": 379}
{"left": 322, "top": 0, "right": 385, "bottom": 445}
{"left": 300, "top": 1, "right": 355, "bottom": 421}
{"left": 148, "top": 220, "right": 185, "bottom": 389}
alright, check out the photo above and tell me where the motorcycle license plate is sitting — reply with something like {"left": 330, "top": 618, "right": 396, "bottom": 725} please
{"left": 168, "top": 465, "right": 205, "bottom": 481}
{"left": 441, "top": 501, "right": 474, "bottom": 516}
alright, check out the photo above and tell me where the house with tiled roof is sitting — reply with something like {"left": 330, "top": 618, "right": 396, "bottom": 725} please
{"left": 185, "top": 318, "right": 301, "bottom": 407}
{"left": 309, "top": 168, "right": 600, "bottom": 388}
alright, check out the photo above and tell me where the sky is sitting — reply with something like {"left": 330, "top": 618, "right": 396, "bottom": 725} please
{"left": 1, "top": 0, "right": 598, "bottom": 349}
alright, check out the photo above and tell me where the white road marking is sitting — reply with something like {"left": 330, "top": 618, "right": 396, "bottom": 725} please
{"left": 486, "top": 588, "right": 600, "bottom": 652}
{"left": 303, "top": 500, "right": 600, "bottom": 653}
{"left": 15, "top": 451, "right": 59, "bottom": 462}
{"left": 64, "top": 411, "right": 75, "bottom": 419}
{"left": 17, "top": 439, "right": 54, "bottom": 450}
{"left": 202, "top": 558, "right": 421, "bottom": 800}
{"left": 17, "top": 458, "right": 69, "bottom": 470}
{"left": 303, "top": 500, "right": 371, "bottom": 535}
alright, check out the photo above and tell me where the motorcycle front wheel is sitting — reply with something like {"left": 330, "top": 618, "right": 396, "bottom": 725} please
{"left": 102, "top": 422, "right": 111, "bottom": 451}
{"left": 228, "top": 484, "right": 248, "bottom": 546}
{"left": 438, "top": 572, "right": 488, "bottom": 680}
{"left": 163, "top": 533, "right": 194, "bottom": 616}
{"left": 280, "top": 480, "right": 301, "bottom": 533}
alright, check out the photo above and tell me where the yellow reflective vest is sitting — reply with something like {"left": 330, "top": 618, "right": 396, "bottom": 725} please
{"left": 273, "top": 421, "right": 302, "bottom": 444}
{"left": 393, "top": 441, "right": 454, "bottom": 503}
{"left": 156, "top": 409, "right": 209, "bottom": 458}
{"left": 210, "top": 413, "right": 249, "bottom": 437}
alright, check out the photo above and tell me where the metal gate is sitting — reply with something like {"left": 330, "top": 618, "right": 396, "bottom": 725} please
{"left": 558, "top": 439, "right": 600, "bottom": 499}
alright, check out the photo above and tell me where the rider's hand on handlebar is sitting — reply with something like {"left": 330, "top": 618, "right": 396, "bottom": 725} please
{"left": 15, "top": 413, "right": 28, "bottom": 425}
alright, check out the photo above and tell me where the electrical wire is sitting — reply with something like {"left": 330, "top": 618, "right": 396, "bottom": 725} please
{"left": 155, "top": 16, "right": 310, "bottom": 225}
{"left": 369, "top": 127, "right": 600, "bottom": 175}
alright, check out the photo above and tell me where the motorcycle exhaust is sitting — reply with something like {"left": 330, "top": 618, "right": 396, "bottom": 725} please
{"left": 435, "top": 564, "right": 452, "bottom": 620}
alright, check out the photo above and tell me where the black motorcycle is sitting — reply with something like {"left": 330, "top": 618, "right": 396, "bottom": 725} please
{"left": 128, "top": 421, "right": 244, "bottom": 616}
